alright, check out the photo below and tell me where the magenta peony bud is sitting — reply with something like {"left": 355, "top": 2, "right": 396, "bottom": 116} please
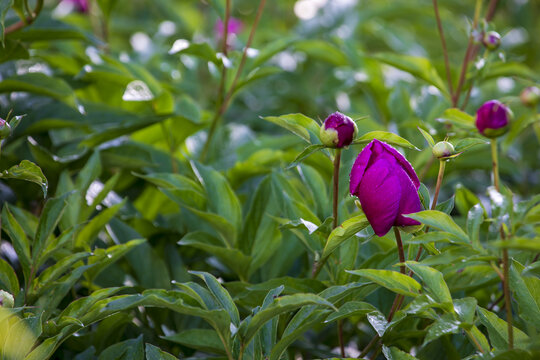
{"left": 320, "top": 112, "right": 358, "bottom": 148}
{"left": 475, "top": 100, "right": 511, "bottom": 138}
{"left": 0, "top": 118, "right": 11, "bottom": 139}
{"left": 520, "top": 86, "right": 540, "bottom": 107}
{"left": 215, "top": 18, "right": 243, "bottom": 38}
{"left": 63, "top": 0, "right": 88, "bottom": 13}
{"left": 482, "top": 31, "right": 501, "bottom": 51}
{"left": 432, "top": 141, "right": 455, "bottom": 159}
{"left": 349, "top": 139, "right": 422, "bottom": 237}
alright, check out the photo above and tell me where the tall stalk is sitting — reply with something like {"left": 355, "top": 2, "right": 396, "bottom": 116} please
{"left": 433, "top": 0, "right": 454, "bottom": 96}
{"left": 491, "top": 139, "right": 513, "bottom": 349}
{"left": 200, "top": 0, "right": 267, "bottom": 161}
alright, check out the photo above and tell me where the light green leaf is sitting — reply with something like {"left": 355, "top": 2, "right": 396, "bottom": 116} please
{"left": 324, "top": 301, "right": 376, "bottom": 323}
{"left": 1, "top": 204, "right": 31, "bottom": 280}
{"left": 286, "top": 144, "right": 326, "bottom": 169}
{"left": 321, "top": 215, "right": 369, "bottom": 262}
{"left": 354, "top": 131, "right": 419, "bottom": 150}
{"left": 262, "top": 113, "right": 320, "bottom": 143}
{"left": 405, "top": 262, "right": 453, "bottom": 307}
{"left": 418, "top": 127, "right": 435, "bottom": 147}
{"left": 0, "top": 73, "right": 76, "bottom": 107}
{"left": 347, "top": 269, "right": 421, "bottom": 297}
{"left": 372, "top": 53, "right": 449, "bottom": 97}
{"left": 438, "top": 108, "right": 475, "bottom": 129}
{"left": 404, "top": 210, "right": 468, "bottom": 243}
{"left": 0, "top": 258, "right": 19, "bottom": 295}
{"left": 454, "top": 138, "right": 489, "bottom": 153}
{"left": 382, "top": 345, "right": 420, "bottom": 360}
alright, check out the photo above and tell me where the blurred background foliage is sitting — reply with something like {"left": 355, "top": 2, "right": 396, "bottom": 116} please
{"left": 0, "top": 0, "right": 539, "bottom": 359}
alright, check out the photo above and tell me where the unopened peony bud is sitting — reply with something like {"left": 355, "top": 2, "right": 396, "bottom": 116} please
{"left": 432, "top": 141, "right": 455, "bottom": 159}
{"left": 320, "top": 112, "right": 358, "bottom": 148}
{"left": 482, "top": 31, "right": 501, "bottom": 51}
{"left": 475, "top": 100, "right": 511, "bottom": 138}
{"left": 520, "top": 86, "right": 540, "bottom": 107}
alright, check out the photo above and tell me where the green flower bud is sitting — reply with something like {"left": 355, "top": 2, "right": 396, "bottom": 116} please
{"left": 520, "top": 86, "right": 540, "bottom": 107}
{"left": 0, "top": 118, "right": 11, "bottom": 140}
{"left": 432, "top": 141, "right": 455, "bottom": 159}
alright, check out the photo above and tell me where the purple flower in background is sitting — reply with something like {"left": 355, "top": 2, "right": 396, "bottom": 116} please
{"left": 350, "top": 139, "right": 422, "bottom": 237}
{"left": 63, "top": 0, "right": 89, "bottom": 13}
{"left": 215, "top": 18, "right": 243, "bottom": 37}
{"left": 320, "top": 111, "right": 358, "bottom": 148}
{"left": 475, "top": 100, "right": 511, "bottom": 138}
{"left": 482, "top": 31, "right": 501, "bottom": 51}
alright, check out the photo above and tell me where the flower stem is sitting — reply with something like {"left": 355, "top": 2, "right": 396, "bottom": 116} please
{"left": 491, "top": 140, "right": 500, "bottom": 191}
{"left": 432, "top": 0, "right": 454, "bottom": 96}
{"left": 200, "top": 0, "right": 267, "bottom": 162}
{"left": 394, "top": 227, "right": 406, "bottom": 275}
{"left": 491, "top": 139, "right": 513, "bottom": 349}
{"left": 332, "top": 149, "right": 342, "bottom": 229}
{"left": 5, "top": 0, "right": 43, "bottom": 34}
{"left": 431, "top": 160, "right": 446, "bottom": 210}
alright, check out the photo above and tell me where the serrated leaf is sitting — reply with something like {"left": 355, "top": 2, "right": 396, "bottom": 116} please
{"left": 347, "top": 269, "right": 421, "bottom": 297}
{"left": 0, "top": 160, "right": 48, "bottom": 197}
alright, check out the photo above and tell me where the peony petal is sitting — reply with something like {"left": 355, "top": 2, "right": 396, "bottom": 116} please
{"left": 393, "top": 165, "right": 423, "bottom": 227}
{"left": 374, "top": 139, "right": 420, "bottom": 189}
{"left": 357, "top": 157, "right": 401, "bottom": 236}
{"left": 349, "top": 141, "right": 375, "bottom": 196}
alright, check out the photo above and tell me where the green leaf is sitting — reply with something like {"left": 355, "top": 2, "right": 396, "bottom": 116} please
{"left": 372, "top": 53, "right": 449, "bottom": 97}
{"left": 162, "top": 329, "right": 225, "bottom": 355}
{"left": 353, "top": 131, "right": 420, "bottom": 150}
{"left": 0, "top": 258, "right": 19, "bottom": 295}
{"left": 35, "top": 252, "right": 91, "bottom": 288}
{"left": 239, "top": 293, "right": 336, "bottom": 346}
{"left": 294, "top": 40, "right": 348, "bottom": 66}
{"left": 467, "top": 204, "right": 484, "bottom": 249}
{"left": 454, "top": 138, "right": 489, "bottom": 153}
{"left": 405, "top": 262, "right": 453, "bottom": 306}
{"left": 382, "top": 346, "right": 420, "bottom": 360}
{"left": 0, "top": 73, "right": 76, "bottom": 107}
{"left": 75, "top": 200, "right": 127, "bottom": 249}
{"left": 436, "top": 196, "right": 454, "bottom": 214}
{"left": 144, "top": 344, "right": 179, "bottom": 360}
{"left": 135, "top": 172, "right": 206, "bottom": 209}
{"left": 477, "top": 307, "right": 529, "bottom": 350}
{"left": 0, "top": 160, "right": 48, "bottom": 197}
{"left": 423, "top": 315, "right": 460, "bottom": 345}
{"left": 32, "top": 193, "right": 71, "bottom": 264}
{"left": 346, "top": 269, "right": 422, "bottom": 297}
{"left": 86, "top": 239, "right": 146, "bottom": 283}
{"left": 191, "top": 161, "right": 242, "bottom": 235}
{"left": 190, "top": 271, "right": 240, "bottom": 326}
{"left": 321, "top": 215, "right": 369, "bottom": 262}
{"left": 98, "top": 335, "right": 144, "bottom": 360}
{"left": 491, "top": 237, "right": 540, "bottom": 252}
{"left": 179, "top": 232, "right": 251, "bottom": 278}
{"left": 75, "top": 151, "right": 102, "bottom": 193}
{"left": 173, "top": 41, "right": 219, "bottom": 64}
{"left": 324, "top": 301, "right": 377, "bottom": 323}
{"left": 418, "top": 127, "right": 435, "bottom": 147}
{"left": 262, "top": 113, "right": 320, "bottom": 143}
{"left": 509, "top": 260, "right": 540, "bottom": 329}
{"left": 0, "top": 0, "right": 13, "bottom": 44}
{"left": 455, "top": 184, "right": 484, "bottom": 216}
{"left": 438, "top": 108, "right": 475, "bottom": 129}
{"left": 1, "top": 204, "right": 31, "bottom": 280}
{"left": 407, "top": 231, "right": 468, "bottom": 246}
{"left": 286, "top": 144, "right": 326, "bottom": 169}
{"left": 404, "top": 210, "right": 469, "bottom": 243}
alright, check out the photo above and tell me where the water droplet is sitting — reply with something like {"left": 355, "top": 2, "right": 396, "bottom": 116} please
{"left": 122, "top": 80, "right": 154, "bottom": 101}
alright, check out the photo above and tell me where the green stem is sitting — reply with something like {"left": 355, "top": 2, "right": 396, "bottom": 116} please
{"left": 200, "top": 0, "right": 267, "bottom": 162}
{"left": 491, "top": 139, "right": 513, "bottom": 349}
{"left": 5, "top": 0, "right": 43, "bottom": 34}
{"left": 491, "top": 140, "right": 500, "bottom": 191}
{"left": 311, "top": 149, "right": 341, "bottom": 279}
{"left": 431, "top": 160, "right": 446, "bottom": 210}
{"left": 332, "top": 149, "right": 341, "bottom": 229}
